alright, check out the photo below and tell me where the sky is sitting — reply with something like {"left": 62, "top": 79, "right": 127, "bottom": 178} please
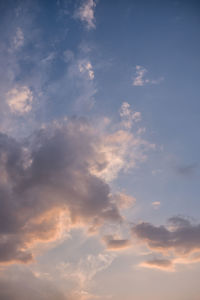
{"left": 0, "top": 0, "right": 200, "bottom": 299}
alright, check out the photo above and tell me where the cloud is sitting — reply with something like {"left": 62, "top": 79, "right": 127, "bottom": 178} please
{"left": 6, "top": 86, "right": 33, "bottom": 114}
{"left": 90, "top": 128, "right": 154, "bottom": 181}
{"left": 0, "top": 119, "right": 124, "bottom": 264}
{"left": 140, "top": 258, "right": 174, "bottom": 272}
{"left": 133, "top": 65, "right": 148, "bottom": 86}
{"left": 75, "top": 0, "right": 96, "bottom": 30}
{"left": 58, "top": 252, "right": 115, "bottom": 299}
{"left": 119, "top": 102, "right": 141, "bottom": 129}
{"left": 132, "top": 216, "right": 200, "bottom": 269}
{"left": 13, "top": 27, "right": 24, "bottom": 50}
{"left": 132, "top": 65, "right": 164, "bottom": 86}
{"left": 0, "top": 111, "right": 152, "bottom": 265}
{"left": 79, "top": 59, "right": 94, "bottom": 80}
{"left": 114, "top": 192, "right": 136, "bottom": 209}
{"left": 103, "top": 235, "right": 131, "bottom": 251}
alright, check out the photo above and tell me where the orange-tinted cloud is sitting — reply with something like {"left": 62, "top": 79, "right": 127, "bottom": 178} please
{"left": 140, "top": 258, "right": 174, "bottom": 272}
{"left": 0, "top": 119, "right": 124, "bottom": 264}
{"left": 132, "top": 216, "right": 200, "bottom": 269}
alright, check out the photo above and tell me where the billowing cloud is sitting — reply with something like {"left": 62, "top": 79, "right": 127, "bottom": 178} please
{"left": 0, "top": 119, "right": 121, "bottom": 264}
{"left": 0, "top": 112, "right": 151, "bottom": 265}
{"left": 6, "top": 86, "right": 33, "bottom": 114}
{"left": 75, "top": 0, "right": 96, "bottom": 30}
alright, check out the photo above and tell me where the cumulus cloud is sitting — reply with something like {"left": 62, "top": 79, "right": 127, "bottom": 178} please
{"left": 0, "top": 112, "right": 152, "bottom": 265}
{"left": 75, "top": 0, "right": 96, "bottom": 30}
{"left": 132, "top": 65, "right": 164, "bottom": 86}
{"left": 132, "top": 216, "right": 200, "bottom": 269}
{"left": 6, "top": 86, "right": 33, "bottom": 114}
{"left": 0, "top": 119, "right": 122, "bottom": 264}
{"left": 132, "top": 216, "right": 200, "bottom": 255}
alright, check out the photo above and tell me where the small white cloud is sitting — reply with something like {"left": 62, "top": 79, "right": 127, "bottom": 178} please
{"left": 151, "top": 201, "right": 161, "bottom": 209}
{"left": 133, "top": 65, "right": 164, "bottom": 86}
{"left": 75, "top": 0, "right": 96, "bottom": 30}
{"left": 6, "top": 86, "right": 33, "bottom": 114}
{"left": 13, "top": 27, "right": 24, "bottom": 49}
{"left": 133, "top": 65, "right": 148, "bottom": 86}
{"left": 79, "top": 60, "right": 94, "bottom": 80}
{"left": 119, "top": 102, "right": 141, "bottom": 129}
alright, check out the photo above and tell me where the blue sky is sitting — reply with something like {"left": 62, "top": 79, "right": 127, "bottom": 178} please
{"left": 0, "top": 0, "right": 200, "bottom": 299}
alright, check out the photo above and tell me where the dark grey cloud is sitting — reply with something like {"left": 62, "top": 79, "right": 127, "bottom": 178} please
{"left": 132, "top": 216, "right": 200, "bottom": 255}
{"left": 103, "top": 235, "right": 131, "bottom": 250}
{"left": 0, "top": 119, "right": 122, "bottom": 264}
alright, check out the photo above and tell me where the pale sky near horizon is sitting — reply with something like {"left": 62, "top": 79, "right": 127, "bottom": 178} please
{"left": 0, "top": 0, "right": 200, "bottom": 299}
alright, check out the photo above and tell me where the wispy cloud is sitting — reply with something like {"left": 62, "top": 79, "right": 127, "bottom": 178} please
{"left": 58, "top": 252, "right": 115, "bottom": 299}
{"left": 75, "top": 0, "right": 96, "bottom": 30}
{"left": 79, "top": 59, "right": 95, "bottom": 80}
{"left": 119, "top": 102, "right": 141, "bottom": 129}
{"left": 132, "top": 65, "right": 164, "bottom": 86}
{"left": 13, "top": 27, "right": 24, "bottom": 50}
